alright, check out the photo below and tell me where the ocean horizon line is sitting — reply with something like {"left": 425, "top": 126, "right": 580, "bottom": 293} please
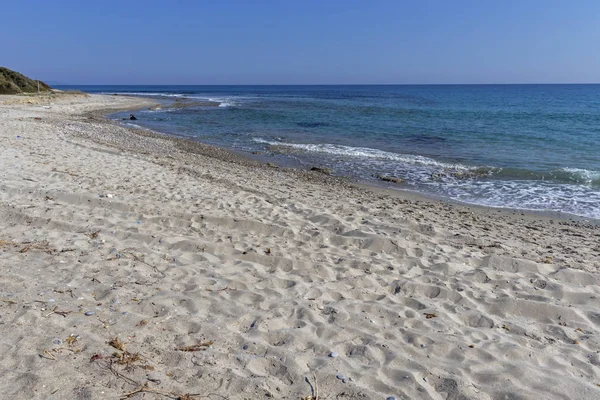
{"left": 56, "top": 82, "right": 600, "bottom": 87}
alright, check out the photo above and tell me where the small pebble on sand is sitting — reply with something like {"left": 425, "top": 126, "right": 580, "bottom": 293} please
{"left": 336, "top": 374, "right": 345, "bottom": 380}
{"left": 84, "top": 311, "right": 95, "bottom": 316}
{"left": 329, "top": 351, "right": 339, "bottom": 358}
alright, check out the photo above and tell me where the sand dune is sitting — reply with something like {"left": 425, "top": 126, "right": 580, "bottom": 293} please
{"left": 0, "top": 94, "right": 599, "bottom": 399}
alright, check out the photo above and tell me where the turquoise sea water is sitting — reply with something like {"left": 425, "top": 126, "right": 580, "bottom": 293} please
{"left": 59, "top": 85, "right": 600, "bottom": 219}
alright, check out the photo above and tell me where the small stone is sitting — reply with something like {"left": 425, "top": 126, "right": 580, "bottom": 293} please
{"left": 242, "top": 344, "right": 249, "bottom": 350}
{"left": 311, "top": 166, "right": 333, "bottom": 175}
{"left": 329, "top": 351, "right": 339, "bottom": 358}
{"left": 52, "top": 339, "right": 62, "bottom": 345}
{"left": 336, "top": 374, "right": 345, "bottom": 380}
{"left": 386, "top": 397, "right": 397, "bottom": 400}
{"left": 378, "top": 175, "right": 405, "bottom": 184}
{"left": 342, "top": 379, "right": 348, "bottom": 383}
{"left": 85, "top": 311, "right": 95, "bottom": 316}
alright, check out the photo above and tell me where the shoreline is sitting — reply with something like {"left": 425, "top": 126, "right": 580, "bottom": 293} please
{"left": 1, "top": 93, "right": 599, "bottom": 399}
{"left": 107, "top": 96, "right": 600, "bottom": 226}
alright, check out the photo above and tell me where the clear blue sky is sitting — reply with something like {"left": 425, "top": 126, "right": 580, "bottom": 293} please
{"left": 3, "top": 0, "right": 600, "bottom": 84}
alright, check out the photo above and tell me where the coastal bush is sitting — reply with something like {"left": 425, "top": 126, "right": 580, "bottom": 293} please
{"left": 0, "top": 66, "right": 51, "bottom": 94}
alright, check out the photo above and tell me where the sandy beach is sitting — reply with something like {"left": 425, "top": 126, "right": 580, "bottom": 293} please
{"left": 1, "top": 93, "right": 599, "bottom": 399}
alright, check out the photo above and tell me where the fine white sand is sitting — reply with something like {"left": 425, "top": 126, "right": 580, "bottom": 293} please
{"left": 1, "top": 93, "right": 599, "bottom": 400}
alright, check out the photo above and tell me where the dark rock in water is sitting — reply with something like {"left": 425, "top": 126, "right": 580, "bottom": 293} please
{"left": 129, "top": 114, "right": 137, "bottom": 120}
{"left": 378, "top": 175, "right": 405, "bottom": 184}
{"left": 266, "top": 162, "right": 279, "bottom": 168}
{"left": 311, "top": 166, "right": 333, "bottom": 175}
{"left": 297, "top": 122, "right": 329, "bottom": 128}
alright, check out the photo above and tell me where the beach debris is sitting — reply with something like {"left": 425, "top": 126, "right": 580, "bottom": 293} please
{"left": 42, "top": 349, "right": 57, "bottom": 360}
{"left": 65, "top": 334, "right": 79, "bottom": 346}
{"left": 86, "top": 230, "right": 100, "bottom": 239}
{"left": 51, "top": 167, "right": 80, "bottom": 177}
{"left": 264, "top": 248, "right": 272, "bottom": 255}
{"left": 328, "top": 351, "right": 339, "bottom": 358}
{"left": 424, "top": 313, "right": 437, "bottom": 319}
{"left": 206, "top": 285, "right": 235, "bottom": 293}
{"left": 0, "top": 239, "right": 56, "bottom": 254}
{"left": 175, "top": 341, "right": 214, "bottom": 352}
{"left": 129, "top": 114, "right": 137, "bottom": 120}
{"left": 113, "top": 350, "right": 146, "bottom": 369}
{"left": 46, "top": 306, "right": 72, "bottom": 318}
{"left": 136, "top": 319, "right": 149, "bottom": 327}
{"left": 302, "top": 372, "right": 320, "bottom": 400}
{"left": 109, "top": 337, "right": 127, "bottom": 351}
{"left": 90, "top": 353, "right": 104, "bottom": 362}
{"left": 378, "top": 175, "right": 405, "bottom": 184}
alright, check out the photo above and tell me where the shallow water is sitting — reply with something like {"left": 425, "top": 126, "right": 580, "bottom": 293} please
{"left": 60, "top": 84, "right": 600, "bottom": 219}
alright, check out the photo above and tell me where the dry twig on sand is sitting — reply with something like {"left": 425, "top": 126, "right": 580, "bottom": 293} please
{"left": 45, "top": 306, "right": 72, "bottom": 318}
{"left": 175, "top": 341, "right": 213, "bottom": 352}
{"left": 302, "top": 372, "right": 320, "bottom": 400}
{"left": 101, "top": 360, "right": 209, "bottom": 400}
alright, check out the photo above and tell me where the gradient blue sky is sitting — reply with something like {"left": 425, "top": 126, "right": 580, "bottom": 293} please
{"left": 3, "top": 0, "right": 600, "bottom": 84}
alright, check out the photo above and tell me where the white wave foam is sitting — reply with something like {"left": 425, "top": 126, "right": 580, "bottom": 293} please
{"left": 207, "top": 97, "right": 237, "bottom": 107}
{"left": 101, "top": 92, "right": 187, "bottom": 98}
{"left": 438, "top": 179, "right": 600, "bottom": 220}
{"left": 253, "top": 138, "right": 470, "bottom": 169}
{"left": 123, "top": 122, "right": 150, "bottom": 130}
{"left": 560, "top": 167, "right": 600, "bottom": 184}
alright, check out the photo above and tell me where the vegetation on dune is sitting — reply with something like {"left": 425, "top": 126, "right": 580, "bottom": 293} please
{"left": 0, "top": 66, "right": 52, "bottom": 94}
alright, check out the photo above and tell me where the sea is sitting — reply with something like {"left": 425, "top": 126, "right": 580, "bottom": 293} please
{"left": 58, "top": 85, "right": 600, "bottom": 220}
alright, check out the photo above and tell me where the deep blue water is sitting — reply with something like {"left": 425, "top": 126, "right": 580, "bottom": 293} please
{"left": 58, "top": 85, "right": 600, "bottom": 219}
